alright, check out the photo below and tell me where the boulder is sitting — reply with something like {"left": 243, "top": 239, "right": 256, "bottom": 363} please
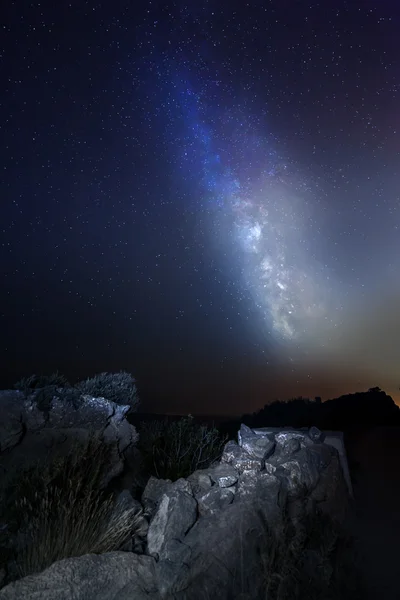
{"left": 274, "top": 430, "right": 313, "bottom": 450}
{"left": 197, "top": 486, "right": 234, "bottom": 516}
{"left": 208, "top": 463, "right": 239, "bottom": 488}
{"left": 141, "top": 476, "right": 173, "bottom": 517}
{"left": 238, "top": 424, "right": 275, "bottom": 460}
{"left": 275, "top": 449, "right": 321, "bottom": 499}
{"left": 221, "top": 440, "right": 264, "bottom": 472}
{"left": 146, "top": 487, "right": 197, "bottom": 559}
{"left": 141, "top": 477, "right": 191, "bottom": 518}
{"left": 187, "top": 471, "right": 213, "bottom": 495}
{"left": 237, "top": 470, "right": 285, "bottom": 520}
{"left": 309, "top": 425, "right": 325, "bottom": 443}
{"left": 155, "top": 538, "right": 192, "bottom": 597}
{"left": 0, "top": 552, "right": 159, "bottom": 600}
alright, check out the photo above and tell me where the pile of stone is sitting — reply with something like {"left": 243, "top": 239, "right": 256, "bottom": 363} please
{"left": 0, "top": 419, "right": 351, "bottom": 600}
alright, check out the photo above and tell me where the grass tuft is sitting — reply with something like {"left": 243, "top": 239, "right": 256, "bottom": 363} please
{"left": 1, "top": 434, "right": 143, "bottom": 580}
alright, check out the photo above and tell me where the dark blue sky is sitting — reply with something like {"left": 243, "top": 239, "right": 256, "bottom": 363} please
{"left": 2, "top": 1, "right": 400, "bottom": 413}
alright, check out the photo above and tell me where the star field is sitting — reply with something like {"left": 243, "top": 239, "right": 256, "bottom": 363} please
{"left": 1, "top": 1, "right": 400, "bottom": 412}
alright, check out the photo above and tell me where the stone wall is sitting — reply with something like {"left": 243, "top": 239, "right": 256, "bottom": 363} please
{"left": 252, "top": 426, "right": 353, "bottom": 497}
{"left": 0, "top": 423, "right": 352, "bottom": 600}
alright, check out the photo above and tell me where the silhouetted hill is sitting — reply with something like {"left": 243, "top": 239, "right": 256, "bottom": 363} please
{"left": 239, "top": 388, "right": 400, "bottom": 432}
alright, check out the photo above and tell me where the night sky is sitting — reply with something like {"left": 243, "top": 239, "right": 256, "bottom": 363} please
{"left": 2, "top": 1, "right": 400, "bottom": 414}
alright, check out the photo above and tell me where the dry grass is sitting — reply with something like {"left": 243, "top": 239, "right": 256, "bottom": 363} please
{"left": 2, "top": 434, "right": 143, "bottom": 579}
{"left": 138, "top": 416, "right": 228, "bottom": 480}
{"left": 16, "top": 487, "right": 142, "bottom": 578}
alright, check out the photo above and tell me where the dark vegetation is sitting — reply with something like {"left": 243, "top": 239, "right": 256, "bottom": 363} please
{"left": 216, "top": 386, "right": 400, "bottom": 440}
{"left": 2, "top": 371, "right": 390, "bottom": 596}
{"left": 137, "top": 415, "right": 227, "bottom": 480}
{"left": 0, "top": 434, "right": 145, "bottom": 579}
{"left": 14, "top": 370, "right": 139, "bottom": 412}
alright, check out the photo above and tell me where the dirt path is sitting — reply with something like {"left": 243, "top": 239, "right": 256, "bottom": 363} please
{"left": 346, "top": 427, "right": 400, "bottom": 600}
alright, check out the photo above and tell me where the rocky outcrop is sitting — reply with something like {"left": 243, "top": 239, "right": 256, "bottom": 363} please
{"left": 0, "top": 389, "right": 139, "bottom": 495}
{"left": 0, "top": 423, "right": 351, "bottom": 600}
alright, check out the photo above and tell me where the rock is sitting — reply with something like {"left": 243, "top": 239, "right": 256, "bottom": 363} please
{"left": 156, "top": 558, "right": 190, "bottom": 598}
{"left": 187, "top": 471, "right": 213, "bottom": 495}
{"left": 309, "top": 426, "right": 325, "bottom": 443}
{"left": 141, "top": 477, "right": 191, "bottom": 519}
{"left": 236, "top": 469, "right": 261, "bottom": 499}
{"left": 308, "top": 443, "right": 332, "bottom": 471}
{"left": 281, "top": 438, "right": 301, "bottom": 454}
{"left": 238, "top": 424, "right": 275, "bottom": 460}
{"left": 21, "top": 395, "right": 47, "bottom": 431}
{"left": 221, "top": 440, "right": 264, "bottom": 473}
{"left": 197, "top": 486, "right": 234, "bottom": 516}
{"left": 277, "top": 456, "right": 320, "bottom": 499}
{"left": 141, "top": 476, "right": 173, "bottom": 517}
{"left": 275, "top": 430, "right": 313, "bottom": 450}
{"left": 146, "top": 488, "right": 197, "bottom": 559}
{"left": 179, "top": 488, "right": 285, "bottom": 599}
{"left": 236, "top": 471, "right": 284, "bottom": 519}
{"left": 208, "top": 463, "right": 239, "bottom": 488}
{"left": 0, "top": 390, "right": 139, "bottom": 495}
{"left": 264, "top": 462, "right": 277, "bottom": 474}
{"left": 0, "top": 552, "right": 159, "bottom": 600}
{"left": 155, "top": 539, "right": 192, "bottom": 596}
{"left": 237, "top": 423, "right": 253, "bottom": 445}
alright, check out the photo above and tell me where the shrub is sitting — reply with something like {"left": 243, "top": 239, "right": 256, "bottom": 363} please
{"left": 75, "top": 371, "right": 139, "bottom": 411}
{"left": 13, "top": 372, "right": 83, "bottom": 413}
{"left": 14, "top": 371, "right": 139, "bottom": 412}
{"left": 14, "top": 371, "right": 70, "bottom": 394}
{"left": 2, "top": 434, "right": 143, "bottom": 580}
{"left": 138, "top": 416, "right": 228, "bottom": 480}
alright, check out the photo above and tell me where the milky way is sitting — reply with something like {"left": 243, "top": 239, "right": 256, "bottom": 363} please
{"left": 148, "top": 65, "right": 341, "bottom": 347}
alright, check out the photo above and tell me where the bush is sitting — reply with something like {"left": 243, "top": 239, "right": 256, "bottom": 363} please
{"left": 138, "top": 416, "right": 228, "bottom": 480}
{"left": 14, "top": 371, "right": 139, "bottom": 412}
{"left": 14, "top": 371, "right": 70, "bottom": 394}
{"left": 75, "top": 371, "right": 139, "bottom": 411}
{"left": 2, "top": 434, "right": 143, "bottom": 580}
{"left": 14, "top": 372, "right": 83, "bottom": 414}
